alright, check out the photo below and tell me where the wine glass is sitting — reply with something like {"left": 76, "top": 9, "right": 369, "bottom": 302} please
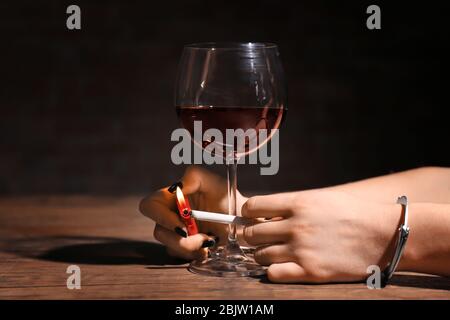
{"left": 174, "top": 42, "right": 287, "bottom": 277}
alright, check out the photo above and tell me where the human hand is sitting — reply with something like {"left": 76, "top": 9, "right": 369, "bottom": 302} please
{"left": 139, "top": 166, "right": 247, "bottom": 260}
{"left": 242, "top": 189, "right": 399, "bottom": 283}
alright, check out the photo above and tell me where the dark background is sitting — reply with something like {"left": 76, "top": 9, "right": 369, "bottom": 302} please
{"left": 0, "top": 0, "right": 449, "bottom": 195}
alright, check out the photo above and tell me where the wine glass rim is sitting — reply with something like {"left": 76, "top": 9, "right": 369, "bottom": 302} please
{"left": 184, "top": 42, "right": 278, "bottom": 50}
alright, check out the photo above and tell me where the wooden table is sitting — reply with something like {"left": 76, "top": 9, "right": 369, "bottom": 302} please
{"left": 0, "top": 196, "right": 448, "bottom": 299}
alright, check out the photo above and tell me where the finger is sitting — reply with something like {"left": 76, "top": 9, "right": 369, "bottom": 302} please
{"left": 140, "top": 192, "right": 185, "bottom": 233}
{"left": 166, "top": 246, "right": 207, "bottom": 261}
{"left": 253, "top": 244, "right": 292, "bottom": 266}
{"left": 153, "top": 224, "right": 214, "bottom": 260}
{"left": 243, "top": 220, "right": 290, "bottom": 245}
{"left": 267, "top": 262, "right": 308, "bottom": 283}
{"left": 241, "top": 194, "right": 293, "bottom": 218}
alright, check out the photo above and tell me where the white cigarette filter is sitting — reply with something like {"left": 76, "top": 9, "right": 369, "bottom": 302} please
{"left": 191, "top": 210, "right": 253, "bottom": 226}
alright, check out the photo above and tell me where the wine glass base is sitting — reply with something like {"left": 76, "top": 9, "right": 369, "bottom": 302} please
{"left": 188, "top": 246, "right": 266, "bottom": 277}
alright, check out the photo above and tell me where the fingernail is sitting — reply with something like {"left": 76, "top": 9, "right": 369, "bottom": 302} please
{"left": 168, "top": 181, "right": 183, "bottom": 194}
{"left": 175, "top": 227, "right": 187, "bottom": 238}
{"left": 201, "top": 239, "right": 216, "bottom": 248}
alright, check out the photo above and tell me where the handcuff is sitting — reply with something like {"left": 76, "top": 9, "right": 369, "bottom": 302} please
{"left": 381, "top": 195, "right": 410, "bottom": 287}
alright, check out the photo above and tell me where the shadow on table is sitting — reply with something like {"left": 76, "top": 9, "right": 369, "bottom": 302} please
{"left": 389, "top": 274, "right": 450, "bottom": 291}
{"left": 257, "top": 273, "right": 450, "bottom": 290}
{"left": 2, "top": 235, "right": 187, "bottom": 266}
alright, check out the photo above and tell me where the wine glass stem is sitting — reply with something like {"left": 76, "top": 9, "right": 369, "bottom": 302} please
{"left": 226, "top": 160, "right": 238, "bottom": 243}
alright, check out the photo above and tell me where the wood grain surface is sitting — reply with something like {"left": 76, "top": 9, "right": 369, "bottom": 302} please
{"left": 0, "top": 196, "right": 449, "bottom": 299}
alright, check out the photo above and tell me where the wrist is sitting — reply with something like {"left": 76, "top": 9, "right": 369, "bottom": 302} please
{"left": 396, "top": 203, "right": 427, "bottom": 272}
{"left": 377, "top": 201, "right": 415, "bottom": 272}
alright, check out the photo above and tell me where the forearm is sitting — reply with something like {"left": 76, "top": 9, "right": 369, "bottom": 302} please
{"left": 332, "top": 167, "right": 450, "bottom": 203}
{"left": 394, "top": 202, "right": 450, "bottom": 276}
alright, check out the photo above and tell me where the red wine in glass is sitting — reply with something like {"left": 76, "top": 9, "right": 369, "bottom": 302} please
{"left": 176, "top": 105, "right": 285, "bottom": 157}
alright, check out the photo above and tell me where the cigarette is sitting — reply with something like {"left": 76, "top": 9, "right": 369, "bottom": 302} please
{"left": 191, "top": 210, "right": 253, "bottom": 226}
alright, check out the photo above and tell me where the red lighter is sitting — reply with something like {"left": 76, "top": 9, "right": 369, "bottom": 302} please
{"left": 175, "top": 186, "right": 198, "bottom": 236}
